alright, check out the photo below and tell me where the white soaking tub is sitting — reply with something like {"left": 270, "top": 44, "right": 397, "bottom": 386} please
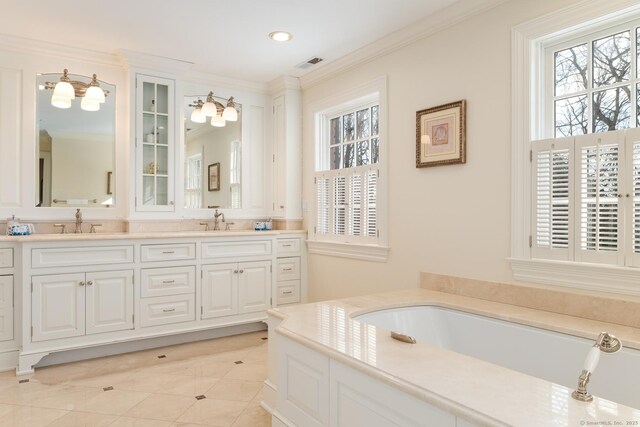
{"left": 355, "top": 305, "right": 640, "bottom": 409}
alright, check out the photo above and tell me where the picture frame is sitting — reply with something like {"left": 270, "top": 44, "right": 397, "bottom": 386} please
{"left": 416, "top": 100, "right": 466, "bottom": 168}
{"left": 208, "top": 163, "right": 220, "bottom": 191}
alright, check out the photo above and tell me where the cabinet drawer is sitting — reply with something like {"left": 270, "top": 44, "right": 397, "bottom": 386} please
{"left": 277, "top": 238, "right": 301, "bottom": 257}
{"left": 0, "top": 249, "right": 13, "bottom": 268}
{"left": 140, "top": 294, "right": 195, "bottom": 327}
{"left": 141, "top": 266, "right": 195, "bottom": 298}
{"left": 202, "top": 240, "right": 271, "bottom": 259}
{"left": 32, "top": 246, "right": 133, "bottom": 268}
{"left": 276, "top": 257, "right": 300, "bottom": 282}
{"left": 140, "top": 243, "right": 195, "bottom": 263}
{"left": 277, "top": 280, "right": 300, "bottom": 305}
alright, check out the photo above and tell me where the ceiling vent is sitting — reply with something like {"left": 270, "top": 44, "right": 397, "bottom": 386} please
{"left": 296, "top": 57, "right": 324, "bottom": 69}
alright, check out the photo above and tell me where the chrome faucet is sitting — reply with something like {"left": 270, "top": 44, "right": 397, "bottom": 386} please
{"left": 572, "top": 332, "right": 622, "bottom": 402}
{"left": 213, "top": 209, "right": 225, "bottom": 231}
{"left": 75, "top": 208, "right": 83, "bottom": 234}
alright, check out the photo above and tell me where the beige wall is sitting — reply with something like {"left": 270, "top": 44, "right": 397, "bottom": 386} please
{"left": 302, "top": 0, "right": 582, "bottom": 302}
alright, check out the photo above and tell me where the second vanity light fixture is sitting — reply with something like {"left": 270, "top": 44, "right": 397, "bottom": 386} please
{"left": 44, "top": 69, "right": 109, "bottom": 112}
{"left": 189, "top": 92, "right": 238, "bottom": 127}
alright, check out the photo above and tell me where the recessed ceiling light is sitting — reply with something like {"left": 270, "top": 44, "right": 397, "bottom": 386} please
{"left": 269, "top": 31, "right": 293, "bottom": 42}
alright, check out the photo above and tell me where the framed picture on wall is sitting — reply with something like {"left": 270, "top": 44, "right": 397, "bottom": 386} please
{"left": 208, "top": 163, "right": 220, "bottom": 191}
{"left": 416, "top": 100, "right": 466, "bottom": 167}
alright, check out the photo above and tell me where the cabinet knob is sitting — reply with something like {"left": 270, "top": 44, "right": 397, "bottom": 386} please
{"left": 79, "top": 281, "right": 85, "bottom": 287}
{"left": 87, "top": 281, "right": 93, "bottom": 286}
{"left": 239, "top": 269, "right": 244, "bottom": 273}
{"left": 234, "top": 270, "right": 239, "bottom": 274}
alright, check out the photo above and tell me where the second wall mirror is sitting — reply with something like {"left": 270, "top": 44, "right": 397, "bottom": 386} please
{"left": 184, "top": 95, "right": 242, "bottom": 210}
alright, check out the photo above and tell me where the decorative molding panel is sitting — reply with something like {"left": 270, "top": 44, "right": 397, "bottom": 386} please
{"left": 0, "top": 67, "right": 22, "bottom": 208}
{"left": 307, "top": 241, "right": 390, "bottom": 262}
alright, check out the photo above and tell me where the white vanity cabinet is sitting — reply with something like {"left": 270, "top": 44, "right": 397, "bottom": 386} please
{"left": 275, "top": 235, "right": 305, "bottom": 306}
{"left": 202, "top": 261, "right": 271, "bottom": 318}
{"left": 0, "top": 275, "right": 13, "bottom": 342}
{"left": 31, "top": 270, "right": 134, "bottom": 342}
{"left": 12, "top": 231, "right": 306, "bottom": 375}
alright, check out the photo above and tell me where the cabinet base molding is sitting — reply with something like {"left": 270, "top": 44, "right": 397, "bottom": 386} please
{"left": 18, "top": 322, "right": 266, "bottom": 375}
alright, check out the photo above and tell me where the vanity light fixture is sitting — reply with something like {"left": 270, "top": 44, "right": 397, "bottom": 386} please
{"left": 269, "top": 31, "right": 293, "bottom": 42}
{"left": 189, "top": 92, "right": 239, "bottom": 127}
{"left": 189, "top": 99, "right": 207, "bottom": 123}
{"left": 45, "top": 69, "right": 109, "bottom": 112}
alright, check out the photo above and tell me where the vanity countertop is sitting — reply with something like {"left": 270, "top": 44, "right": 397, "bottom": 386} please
{"left": 0, "top": 229, "right": 307, "bottom": 243}
{"left": 272, "top": 288, "right": 640, "bottom": 427}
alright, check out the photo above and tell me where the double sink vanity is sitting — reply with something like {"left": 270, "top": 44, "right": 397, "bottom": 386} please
{"left": 0, "top": 228, "right": 306, "bottom": 375}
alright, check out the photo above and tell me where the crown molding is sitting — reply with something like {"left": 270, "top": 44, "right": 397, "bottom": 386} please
{"left": 184, "top": 70, "right": 269, "bottom": 95}
{"left": 118, "top": 49, "right": 194, "bottom": 76}
{"left": 268, "top": 75, "right": 301, "bottom": 96}
{"left": 299, "top": 0, "right": 508, "bottom": 89}
{"left": 0, "top": 33, "right": 121, "bottom": 68}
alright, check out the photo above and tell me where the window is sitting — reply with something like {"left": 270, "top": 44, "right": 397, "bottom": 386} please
{"left": 185, "top": 153, "right": 202, "bottom": 209}
{"left": 547, "top": 24, "right": 639, "bottom": 137}
{"left": 230, "top": 140, "right": 241, "bottom": 209}
{"left": 512, "top": 4, "right": 640, "bottom": 294}
{"left": 315, "top": 103, "right": 380, "bottom": 244}
{"left": 309, "top": 76, "right": 388, "bottom": 261}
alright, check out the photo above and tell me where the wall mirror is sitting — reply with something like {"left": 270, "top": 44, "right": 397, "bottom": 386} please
{"left": 36, "top": 72, "right": 116, "bottom": 207}
{"left": 183, "top": 95, "right": 242, "bottom": 209}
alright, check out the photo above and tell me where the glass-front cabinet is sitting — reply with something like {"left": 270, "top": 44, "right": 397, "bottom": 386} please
{"left": 136, "top": 75, "right": 174, "bottom": 211}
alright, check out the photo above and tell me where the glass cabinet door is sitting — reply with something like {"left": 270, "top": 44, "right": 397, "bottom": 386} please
{"left": 136, "top": 75, "right": 174, "bottom": 211}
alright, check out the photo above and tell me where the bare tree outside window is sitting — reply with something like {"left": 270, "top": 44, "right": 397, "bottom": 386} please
{"left": 553, "top": 30, "right": 635, "bottom": 136}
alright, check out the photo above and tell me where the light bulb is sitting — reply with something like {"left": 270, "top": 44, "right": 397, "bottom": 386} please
{"left": 211, "top": 114, "right": 226, "bottom": 127}
{"left": 201, "top": 101, "right": 216, "bottom": 117}
{"left": 51, "top": 95, "right": 72, "bottom": 109}
{"left": 85, "top": 85, "right": 105, "bottom": 103}
{"left": 53, "top": 81, "right": 75, "bottom": 99}
{"left": 222, "top": 106, "right": 238, "bottom": 121}
{"left": 81, "top": 97, "right": 100, "bottom": 111}
{"left": 269, "top": 31, "right": 293, "bottom": 42}
{"left": 190, "top": 108, "right": 206, "bottom": 123}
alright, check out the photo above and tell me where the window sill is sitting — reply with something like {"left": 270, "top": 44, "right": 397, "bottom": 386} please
{"left": 307, "top": 240, "right": 390, "bottom": 262}
{"left": 508, "top": 257, "right": 640, "bottom": 297}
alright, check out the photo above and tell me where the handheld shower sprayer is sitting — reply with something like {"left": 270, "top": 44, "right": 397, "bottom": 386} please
{"left": 572, "top": 332, "right": 622, "bottom": 402}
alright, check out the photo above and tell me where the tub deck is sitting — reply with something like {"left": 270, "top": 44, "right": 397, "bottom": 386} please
{"left": 269, "top": 288, "right": 640, "bottom": 426}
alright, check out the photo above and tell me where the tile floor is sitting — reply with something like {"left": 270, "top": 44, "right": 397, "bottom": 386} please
{"left": 0, "top": 331, "right": 272, "bottom": 427}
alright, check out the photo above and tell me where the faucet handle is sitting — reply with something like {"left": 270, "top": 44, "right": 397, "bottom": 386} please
{"left": 89, "top": 224, "right": 102, "bottom": 234}
{"left": 225, "top": 222, "right": 234, "bottom": 231}
{"left": 200, "top": 222, "right": 210, "bottom": 231}
{"left": 53, "top": 224, "right": 67, "bottom": 234}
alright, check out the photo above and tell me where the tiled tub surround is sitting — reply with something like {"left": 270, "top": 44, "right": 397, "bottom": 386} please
{"left": 265, "top": 285, "right": 640, "bottom": 426}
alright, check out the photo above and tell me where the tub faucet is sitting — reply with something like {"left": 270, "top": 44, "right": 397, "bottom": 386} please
{"left": 75, "top": 208, "right": 83, "bottom": 234}
{"left": 572, "top": 332, "right": 622, "bottom": 402}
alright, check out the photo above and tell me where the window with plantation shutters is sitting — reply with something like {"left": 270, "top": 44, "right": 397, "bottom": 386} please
{"left": 314, "top": 101, "right": 381, "bottom": 245}
{"left": 529, "top": 129, "right": 640, "bottom": 268}
{"left": 532, "top": 137, "right": 573, "bottom": 261}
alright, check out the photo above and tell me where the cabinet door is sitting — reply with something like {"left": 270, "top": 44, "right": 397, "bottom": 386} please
{"left": 86, "top": 270, "right": 133, "bottom": 335}
{"left": 0, "top": 275, "right": 13, "bottom": 342}
{"left": 238, "top": 260, "right": 271, "bottom": 314}
{"left": 32, "top": 273, "right": 85, "bottom": 342}
{"left": 201, "top": 263, "right": 238, "bottom": 319}
{"left": 136, "top": 74, "right": 175, "bottom": 212}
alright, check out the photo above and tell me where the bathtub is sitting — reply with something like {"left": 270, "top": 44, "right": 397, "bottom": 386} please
{"left": 355, "top": 305, "right": 640, "bottom": 409}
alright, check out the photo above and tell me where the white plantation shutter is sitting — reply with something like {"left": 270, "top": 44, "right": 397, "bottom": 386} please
{"left": 531, "top": 137, "right": 573, "bottom": 260}
{"left": 316, "top": 176, "right": 330, "bottom": 235}
{"left": 625, "top": 129, "right": 640, "bottom": 267}
{"left": 348, "top": 173, "right": 362, "bottom": 236}
{"left": 366, "top": 169, "right": 377, "bottom": 237}
{"left": 575, "top": 132, "right": 625, "bottom": 265}
{"left": 315, "top": 167, "right": 378, "bottom": 243}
